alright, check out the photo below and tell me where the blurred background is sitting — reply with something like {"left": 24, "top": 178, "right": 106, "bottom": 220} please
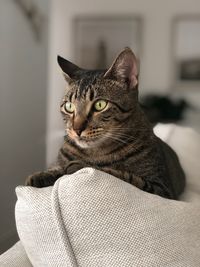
{"left": 0, "top": 0, "right": 200, "bottom": 254}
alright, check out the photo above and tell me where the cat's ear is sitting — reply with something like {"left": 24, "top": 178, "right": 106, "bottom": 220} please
{"left": 104, "top": 47, "right": 139, "bottom": 89}
{"left": 57, "top": 55, "right": 80, "bottom": 83}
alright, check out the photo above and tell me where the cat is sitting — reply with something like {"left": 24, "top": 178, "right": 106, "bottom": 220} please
{"left": 26, "top": 47, "right": 185, "bottom": 199}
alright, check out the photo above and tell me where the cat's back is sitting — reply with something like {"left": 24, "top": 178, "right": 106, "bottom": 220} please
{"left": 156, "top": 137, "right": 186, "bottom": 198}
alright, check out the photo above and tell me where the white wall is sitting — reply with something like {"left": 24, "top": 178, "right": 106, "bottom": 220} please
{"left": 0, "top": 0, "right": 49, "bottom": 253}
{"left": 47, "top": 0, "right": 200, "bottom": 164}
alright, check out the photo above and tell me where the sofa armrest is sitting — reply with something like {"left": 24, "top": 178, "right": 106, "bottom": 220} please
{"left": 0, "top": 241, "right": 32, "bottom": 267}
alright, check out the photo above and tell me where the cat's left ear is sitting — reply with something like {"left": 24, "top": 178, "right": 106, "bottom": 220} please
{"left": 104, "top": 47, "right": 139, "bottom": 89}
{"left": 57, "top": 55, "right": 81, "bottom": 83}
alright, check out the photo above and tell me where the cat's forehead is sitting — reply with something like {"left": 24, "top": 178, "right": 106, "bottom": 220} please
{"left": 77, "top": 72, "right": 103, "bottom": 91}
{"left": 66, "top": 71, "right": 126, "bottom": 101}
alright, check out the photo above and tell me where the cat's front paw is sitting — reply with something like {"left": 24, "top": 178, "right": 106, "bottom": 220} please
{"left": 25, "top": 171, "right": 56, "bottom": 188}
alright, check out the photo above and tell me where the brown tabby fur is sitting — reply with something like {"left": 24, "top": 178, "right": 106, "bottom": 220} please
{"left": 26, "top": 48, "right": 185, "bottom": 199}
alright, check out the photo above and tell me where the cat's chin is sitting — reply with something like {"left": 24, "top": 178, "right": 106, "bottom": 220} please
{"left": 74, "top": 137, "right": 104, "bottom": 149}
{"left": 75, "top": 140, "right": 91, "bottom": 149}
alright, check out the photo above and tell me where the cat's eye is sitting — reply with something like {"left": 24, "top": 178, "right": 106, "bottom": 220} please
{"left": 94, "top": 100, "right": 107, "bottom": 111}
{"left": 64, "top": 102, "right": 75, "bottom": 113}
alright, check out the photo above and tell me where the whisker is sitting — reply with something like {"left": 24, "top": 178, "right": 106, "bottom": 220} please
{"left": 107, "top": 131, "right": 137, "bottom": 140}
{"left": 105, "top": 133, "right": 130, "bottom": 145}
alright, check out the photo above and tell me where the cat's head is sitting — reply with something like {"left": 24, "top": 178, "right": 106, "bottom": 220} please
{"left": 57, "top": 48, "right": 139, "bottom": 149}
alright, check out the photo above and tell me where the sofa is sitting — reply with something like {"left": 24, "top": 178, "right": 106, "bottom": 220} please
{"left": 0, "top": 124, "right": 200, "bottom": 267}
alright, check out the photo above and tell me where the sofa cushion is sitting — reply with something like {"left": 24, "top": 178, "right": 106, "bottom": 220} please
{"left": 154, "top": 123, "right": 200, "bottom": 202}
{"left": 15, "top": 124, "right": 200, "bottom": 266}
{"left": 15, "top": 166, "right": 200, "bottom": 267}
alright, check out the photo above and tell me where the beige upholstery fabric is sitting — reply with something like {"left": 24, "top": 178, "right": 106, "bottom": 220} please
{"left": 1, "top": 124, "right": 200, "bottom": 266}
{"left": 15, "top": 185, "right": 76, "bottom": 267}
{"left": 15, "top": 167, "right": 200, "bottom": 267}
{"left": 0, "top": 241, "right": 32, "bottom": 267}
{"left": 154, "top": 124, "right": 200, "bottom": 202}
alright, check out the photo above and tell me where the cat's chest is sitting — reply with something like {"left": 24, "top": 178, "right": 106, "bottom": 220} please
{"left": 62, "top": 139, "right": 163, "bottom": 173}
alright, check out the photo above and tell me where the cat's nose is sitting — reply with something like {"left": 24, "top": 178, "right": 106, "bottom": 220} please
{"left": 73, "top": 115, "right": 87, "bottom": 136}
{"left": 74, "top": 129, "right": 82, "bottom": 136}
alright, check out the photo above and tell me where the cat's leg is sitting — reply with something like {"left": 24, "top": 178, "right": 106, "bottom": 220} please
{"left": 101, "top": 167, "right": 144, "bottom": 188}
{"left": 101, "top": 167, "right": 173, "bottom": 199}
{"left": 25, "top": 161, "right": 89, "bottom": 188}
{"left": 25, "top": 166, "right": 65, "bottom": 187}
{"left": 141, "top": 178, "right": 173, "bottom": 199}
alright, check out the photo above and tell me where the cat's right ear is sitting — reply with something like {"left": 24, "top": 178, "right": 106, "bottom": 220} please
{"left": 104, "top": 48, "right": 139, "bottom": 89}
{"left": 57, "top": 56, "right": 80, "bottom": 83}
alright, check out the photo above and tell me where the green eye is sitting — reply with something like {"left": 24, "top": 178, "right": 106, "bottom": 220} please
{"left": 64, "top": 102, "right": 75, "bottom": 113}
{"left": 94, "top": 100, "right": 107, "bottom": 111}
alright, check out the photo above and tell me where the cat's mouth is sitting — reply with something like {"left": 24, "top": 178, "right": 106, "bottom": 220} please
{"left": 67, "top": 128, "right": 105, "bottom": 148}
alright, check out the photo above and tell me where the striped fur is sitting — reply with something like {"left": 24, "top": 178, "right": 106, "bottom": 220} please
{"left": 26, "top": 48, "right": 185, "bottom": 199}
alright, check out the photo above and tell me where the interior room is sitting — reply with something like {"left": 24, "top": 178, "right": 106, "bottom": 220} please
{"left": 0, "top": 0, "right": 200, "bottom": 260}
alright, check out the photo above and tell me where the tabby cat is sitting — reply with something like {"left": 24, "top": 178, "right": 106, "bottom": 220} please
{"left": 26, "top": 48, "right": 185, "bottom": 199}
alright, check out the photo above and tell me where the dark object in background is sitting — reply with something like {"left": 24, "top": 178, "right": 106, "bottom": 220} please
{"left": 179, "top": 59, "right": 200, "bottom": 81}
{"left": 141, "top": 94, "right": 189, "bottom": 124}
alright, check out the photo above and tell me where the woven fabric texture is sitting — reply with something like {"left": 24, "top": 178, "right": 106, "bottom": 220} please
{"left": 0, "top": 241, "right": 32, "bottom": 267}
{"left": 15, "top": 185, "right": 77, "bottom": 267}
{"left": 15, "top": 167, "right": 200, "bottom": 267}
